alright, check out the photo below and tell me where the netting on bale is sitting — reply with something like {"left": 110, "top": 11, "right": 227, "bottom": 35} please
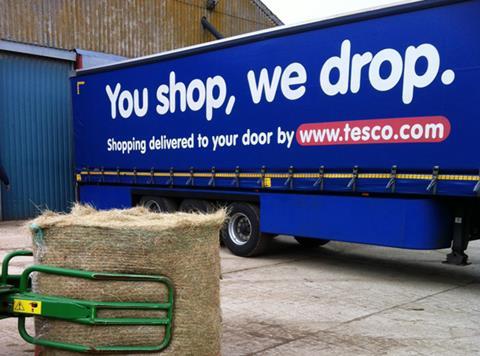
{"left": 29, "top": 204, "right": 225, "bottom": 355}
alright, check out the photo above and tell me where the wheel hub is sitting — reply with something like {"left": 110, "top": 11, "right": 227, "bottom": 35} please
{"left": 228, "top": 213, "right": 252, "bottom": 246}
{"left": 145, "top": 200, "right": 161, "bottom": 212}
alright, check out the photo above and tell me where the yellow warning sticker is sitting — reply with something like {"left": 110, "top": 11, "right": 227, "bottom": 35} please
{"left": 263, "top": 177, "right": 272, "bottom": 188}
{"left": 13, "top": 299, "right": 42, "bottom": 315}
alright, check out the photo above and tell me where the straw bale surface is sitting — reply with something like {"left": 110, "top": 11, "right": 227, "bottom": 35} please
{"left": 30, "top": 205, "right": 225, "bottom": 355}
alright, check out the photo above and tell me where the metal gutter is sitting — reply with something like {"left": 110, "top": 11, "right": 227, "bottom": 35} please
{"left": 0, "top": 40, "right": 76, "bottom": 61}
{"left": 74, "top": 49, "right": 126, "bottom": 69}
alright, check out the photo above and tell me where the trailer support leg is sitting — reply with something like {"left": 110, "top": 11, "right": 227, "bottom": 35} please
{"left": 444, "top": 212, "right": 470, "bottom": 266}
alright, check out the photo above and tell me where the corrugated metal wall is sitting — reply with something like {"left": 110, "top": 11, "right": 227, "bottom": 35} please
{"left": 0, "top": 52, "right": 74, "bottom": 219}
{"left": 0, "top": 0, "right": 279, "bottom": 58}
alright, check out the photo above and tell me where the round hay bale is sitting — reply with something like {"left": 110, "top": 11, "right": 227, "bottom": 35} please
{"left": 30, "top": 204, "right": 225, "bottom": 355}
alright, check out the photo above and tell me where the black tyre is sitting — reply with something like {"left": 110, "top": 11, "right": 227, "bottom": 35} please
{"left": 139, "top": 196, "right": 178, "bottom": 213}
{"left": 294, "top": 236, "right": 330, "bottom": 248}
{"left": 179, "top": 199, "right": 216, "bottom": 213}
{"left": 221, "top": 202, "right": 272, "bottom": 257}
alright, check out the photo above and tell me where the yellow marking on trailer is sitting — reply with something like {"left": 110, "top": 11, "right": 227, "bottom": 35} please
{"left": 13, "top": 299, "right": 42, "bottom": 315}
{"left": 324, "top": 173, "right": 352, "bottom": 179}
{"left": 78, "top": 170, "right": 479, "bottom": 183}
{"left": 397, "top": 174, "right": 431, "bottom": 180}
{"left": 263, "top": 174, "right": 280, "bottom": 179}
{"left": 439, "top": 175, "right": 477, "bottom": 181}
{"left": 216, "top": 173, "right": 235, "bottom": 178}
{"left": 82, "top": 171, "right": 101, "bottom": 175}
{"left": 76, "top": 81, "right": 85, "bottom": 95}
{"left": 263, "top": 177, "right": 272, "bottom": 188}
{"left": 359, "top": 173, "right": 391, "bottom": 179}
{"left": 294, "top": 174, "right": 317, "bottom": 179}
{"left": 240, "top": 173, "right": 261, "bottom": 178}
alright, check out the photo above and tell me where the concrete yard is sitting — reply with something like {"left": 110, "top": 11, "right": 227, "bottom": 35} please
{"left": 1, "top": 220, "right": 479, "bottom": 355}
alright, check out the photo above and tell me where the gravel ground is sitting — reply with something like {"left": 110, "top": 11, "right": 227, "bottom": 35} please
{"left": 1, "top": 220, "right": 479, "bottom": 355}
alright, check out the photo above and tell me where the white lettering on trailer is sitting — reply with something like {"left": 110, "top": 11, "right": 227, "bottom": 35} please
{"left": 106, "top": 83, "right": 121, "bottom": 119}
{"left": 187, "top": 79, "right": 206, "bottom": 112}
{"left": 319, "top": 39, "right": 455, "bottom": 104}
{"left": 106, "top": 83, "right": 148, "bottom": 119}
{"left": 277, "top": 127, "right": 295, "bottom": 149}
{"left": 105, "top": 40, "right": 456, "bottom": 123}
{"left": 118, "top": 90, "right": 133, "bottom": 118}
{"left": 281, "top": 63, "right": 307, "bottom": 101}
{"left": 424, "top": 123, "right": 445, "bottom": 139}
{"left": 107, "top": 137, "right": 147, "bottom": 154}
{"left": 402, "top": 43, "right": 440, "bottom": 104}
{"left": 206, "top": 76, "right": 227, "bottom": 121}
{"left": 169, "top": 71, "right": 188, "bottom": 113}
{"left": 320, "top": 39, "right": 351, "bottom": 96}
{"left": 242, "top": 129, "right": 273, "bottom": 146}
{"left": 297, "top": 117, "right": 449, "bottom": 145}
{"left": 369, "top": 48, "right": 403, "bottom": 92}
{"left": 350, "top": 52, "right": 373, "bottom": 94}
{"left": 134, "top": 89, "right": 149, "bottom": 117}
{"left": 149, "top": 134, "right": 195, "bottom": 150}
{"left": 154, "top": 71, "right": 232, "bottom": 121}
{"left": 247, "top": 66, "right": 282, "bottom": 103}
{"left": 247, "top": 62, "right": 307, "bottom": 104}
{"left": 212, "top": 134, "right": 239, "bottom": 151}
{"left": 225, "top": 95, "right": 236, "bottom": 116}
{"left": 156, "top": 84, "right": 170, "bottom": 115}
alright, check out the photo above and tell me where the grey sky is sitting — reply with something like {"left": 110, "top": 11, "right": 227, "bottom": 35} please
{"left": 262, "top": 0, "right": 421, "bottom": 24}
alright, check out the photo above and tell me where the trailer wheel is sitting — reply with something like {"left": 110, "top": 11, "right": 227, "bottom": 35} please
{"left": 222, "top": 203, "right": 271, "bottom": 257}
{"left": 294, "top": 236, "right": 330, "bottom": 248}
{"left": 179, "top": 199, "right": 216, "bottom": 213}
{"left": 139, "top": 196, "right": 177, "bottom": 213}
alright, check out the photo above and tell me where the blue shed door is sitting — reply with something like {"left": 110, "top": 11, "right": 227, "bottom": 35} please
{"left": 0, "top": 52, "right": 74, "bottom": 220}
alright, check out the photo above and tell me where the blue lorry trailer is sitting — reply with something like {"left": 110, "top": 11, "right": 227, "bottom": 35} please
{"left": 72, "top": 0, "right": 480, "bottom": 263}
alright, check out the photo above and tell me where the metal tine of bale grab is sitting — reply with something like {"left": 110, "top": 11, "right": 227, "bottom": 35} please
{"left": 0, "top": 240, "right": 175, "bottom": 354}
